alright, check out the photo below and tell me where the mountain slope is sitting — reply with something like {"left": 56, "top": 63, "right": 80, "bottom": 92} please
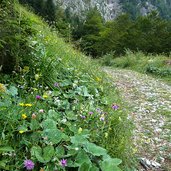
{"left": 0, "top": 2, "right": 133, "bottom": 170}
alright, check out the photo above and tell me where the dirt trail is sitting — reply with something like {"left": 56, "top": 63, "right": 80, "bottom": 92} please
{"left": 103, "top": 67, "right": 171, "bottom": 171}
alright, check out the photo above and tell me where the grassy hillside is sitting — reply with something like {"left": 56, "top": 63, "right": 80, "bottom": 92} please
{"left": 0, "top": 2, "right": 133, "bottom": 171}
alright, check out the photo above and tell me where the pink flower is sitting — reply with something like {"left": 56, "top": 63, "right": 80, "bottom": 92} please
{"left": 24, "top": 159, "right": 34, "bottom": 170}
{"left": 60, "top": 159, "right": 67, "bottom": 167}
{"left": 88, "top": 111, "right": 93, "bottom": 115}
{"left": 36, "top": 95, "right": 41, "bottom": 100}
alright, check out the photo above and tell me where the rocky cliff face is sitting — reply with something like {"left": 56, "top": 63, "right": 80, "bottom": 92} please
{"left": 56, "top": 0, "right": 171, "bottom": 20}
{"left": 58, "top": 0, "right": 122, "bottom": 20}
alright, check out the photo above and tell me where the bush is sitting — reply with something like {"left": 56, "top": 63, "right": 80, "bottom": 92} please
{"left": 0, "top": 0, "right": 36, "bottom": 73}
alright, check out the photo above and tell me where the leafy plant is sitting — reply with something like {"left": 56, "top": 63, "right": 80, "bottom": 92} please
{"left": 0, "top": 85, "right": 124, "bottom": 170}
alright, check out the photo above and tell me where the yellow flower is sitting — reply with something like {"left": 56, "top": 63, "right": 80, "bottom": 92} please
{"left": 19, "top": 130, "right": 25, "bottom": 134}
{"left": 25, "top": 103, "right": 32, "bottom": 107}
{"left": 0, "top": 83, "right": 6, "bottom": 93}
{"left": 95, "top": 77, "right": 101, "bottom": 82}
{"left": 22, "top": 114, "right": 27, "bottom": 119}
{"left": 22, "top": 66, "right": 29, "bottom": 72}
{"left": 19, "top": 103, "right": 32, "bottom": 107}
{"left": 19, "top": 103, "right": 25, "bottom": 107}
{"left": 43, "top": 94, "right": 48, "bottom": 99}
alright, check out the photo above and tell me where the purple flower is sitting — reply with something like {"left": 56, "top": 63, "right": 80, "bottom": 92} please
{"left": 60, "top": 159, "right": 67, "bottom": 167}
{"left": 100, "top": 116, "right": 105, "bottom": 121}
{"left": 112, "top": 104, "right": 119, "bottom": 110}
{"left": 88, "top": 111, "right": 93, "bottom": 115}
{"left": 54, "top": 82, "right": 59, "bottom": 87}
{"left": 24, "top": 159, "right": 34, "bottom": 170}
{"left": 80, "top": 115, "right": 86, "bottom": 119}
{"left": 36, "top": 95, "right": 41, "bottom": 100}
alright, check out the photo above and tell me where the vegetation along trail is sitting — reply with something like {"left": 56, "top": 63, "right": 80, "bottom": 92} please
{"left": 103, "top": 67, "right": 171, "bottom": 171}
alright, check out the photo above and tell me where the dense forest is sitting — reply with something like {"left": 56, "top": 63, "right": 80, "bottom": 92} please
{"left": 19, "top": 0, "right": 171, "bottom": 57}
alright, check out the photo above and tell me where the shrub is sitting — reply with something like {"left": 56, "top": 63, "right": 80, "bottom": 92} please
{"left": 0, "top": 0, "right": 36, "bottom": 73}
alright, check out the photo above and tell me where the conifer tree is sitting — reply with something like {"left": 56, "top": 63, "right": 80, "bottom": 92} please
{"left": 80, "top": 7, "right": 104, "bottom": 57}
{"left": 44, "top": 0, "right": 56, "bottom": 24}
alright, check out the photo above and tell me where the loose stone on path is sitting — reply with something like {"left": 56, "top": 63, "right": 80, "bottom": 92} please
{"left": 103, "top": 68, "right": 171, "bottom": 171}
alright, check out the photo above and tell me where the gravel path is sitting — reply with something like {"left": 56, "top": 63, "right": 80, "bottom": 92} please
{"left": 103, "top": 68, "right": 171, "bottom": 171}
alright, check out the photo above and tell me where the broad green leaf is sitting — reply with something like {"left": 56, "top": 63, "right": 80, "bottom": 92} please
{"left": 75, "top": 150, "right": 91, "bottom": 166}
{"left": 101, "top": 165, "right": 122, "bottom": 171}
{"left": 0, "top": 99, "right": 12, "bottom": 107}
{"left": 100, "top": 158, "right": 122, "bottom": 171}
{"left": 43, "top": 129, "right": 65, "bottom": 144}
{"left": 89, "top": 165, "right": 99, "bottom": 171}
{"left": 84, "top": 142, "right": 107, "bottom": 156}
{"left": 48, "top": 109, "right": 61, "bottom": 121}
{"left": 31, "top": 145, "right": 55, "bottom": 163}
{"left": 43, "top": 146, "right": 55, "bottom": 162}
{"left": 78, "top": 162, "right": 91, "bottom": 171}
{"left": 61, "top": 80, "right": 72, "bottom": 87}
{"left": 31, "top": 146, "right": 44, "bottom": 163}
{"left": 70, "top": 135, "right": 89, "bottom": 145}
{"left": 76, "top": 86, "right": 90, "bottom": 97}
{"left": 0, "top": 146, "right": 13, "bottom": 152}
{"left": 61, "top": 100, "right": 70, "bottom": 109}
{"left": 55, "top": 146, "right": 65, "bottom": 157}
{"left": 8, "top": 86, "right": 18, "bottom": 96}
{"left": 66, "top": 111, "right": 77, "bottom": 120}
{"left": 68, "top": 124, "right": 78, "bottom": 133}
{"left": 82, "top": 86, "right": 90, "bottom": 97}
{"left": 42, "top": 119, "right": 56, "bottom": 129}
{"left": 30, "top": 120, "right": 40, "bottom": 130}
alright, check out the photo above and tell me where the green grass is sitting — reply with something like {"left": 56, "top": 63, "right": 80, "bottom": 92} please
{"left": 0, "top": 3, "right": 134, "bottom": 170}
{"left": 100, "top": 50, "right": 171, "bottom": 85}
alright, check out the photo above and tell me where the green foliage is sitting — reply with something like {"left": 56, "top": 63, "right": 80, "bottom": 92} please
{"left": 79, "top": 8, "right": 104, "bottom": 57}
{"left": 0, "top": 0, "right": 36, "bottom": 73}
{"left": 0, "top": 2, "right": 133, "bottom": 170}
{"left": 71, "top": 11, "right": 171, "bottom": 57}
{"left": 0, "top": 84, "right": 124, "bottom": 170}
{"left": 44, "top": 0, "right": 56, "bottom": 24}
{"left": 134, "top": 11, "right": 171, "bottom": 54}
{"left": 100, "top": 50, "right": 171, "bottom": 84}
